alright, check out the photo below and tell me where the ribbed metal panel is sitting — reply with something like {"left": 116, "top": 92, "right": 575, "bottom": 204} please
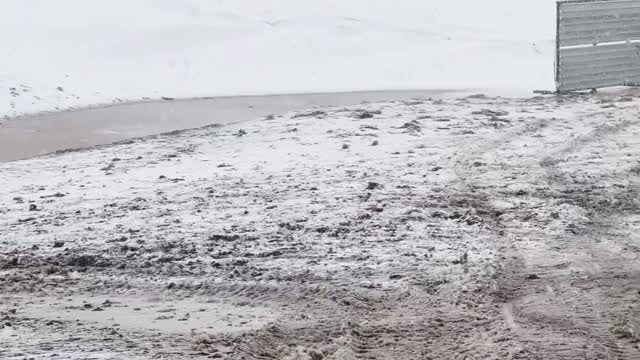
{"left": 558, "top": 43, "right": 640, "bottom": 90}
{"left": 557, "top": 0, "right": 640, "bottom": 91}
{"left": 559, "top": 1, "right": 640, "bottom": 46}
{"left": 559, "top": 26, "right": 640, "bottom": 47}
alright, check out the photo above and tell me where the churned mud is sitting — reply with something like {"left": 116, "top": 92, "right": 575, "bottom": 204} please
{"left": 2, "top": 93, "right": 640, "bottom": 359}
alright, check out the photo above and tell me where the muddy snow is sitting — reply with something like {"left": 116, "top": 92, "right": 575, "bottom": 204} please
{"left": 2, "top": 93, "right": 640, "bottom": 359}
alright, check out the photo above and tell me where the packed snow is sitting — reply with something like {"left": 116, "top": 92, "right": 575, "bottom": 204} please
{"left": 1, "top": 0, "right": 557, "bottom": 119}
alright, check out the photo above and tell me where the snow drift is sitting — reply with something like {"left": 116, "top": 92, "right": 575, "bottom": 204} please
{"left": 0, "top": 0, "right": 557, "bottom": 118}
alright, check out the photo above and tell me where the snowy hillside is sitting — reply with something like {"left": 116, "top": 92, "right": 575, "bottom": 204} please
{"left": 1, "top": 0, "right": 557, "bottom": 118}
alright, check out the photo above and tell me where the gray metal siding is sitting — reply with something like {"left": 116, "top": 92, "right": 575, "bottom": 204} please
{"left": 557, "top": 0, "right": 640, "bottom": 91}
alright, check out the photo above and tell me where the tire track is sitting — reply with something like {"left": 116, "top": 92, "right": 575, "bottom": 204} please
{"left": 485, "top": 104, "right": 640, "bottom": 359}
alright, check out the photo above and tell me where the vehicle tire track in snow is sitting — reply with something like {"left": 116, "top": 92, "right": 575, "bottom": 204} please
{"left": 486, "top": 100, "right": 640, "bottom": 359}
{"left": 4, "top": 94, "right": 640, "bottom": 359}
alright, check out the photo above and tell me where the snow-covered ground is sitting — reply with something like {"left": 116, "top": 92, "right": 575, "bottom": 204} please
{"left": 9, "top": 2, "right": 640, "bottom": 359}
{"left": 1, "top": 0, "right": 556, "bottom": 119}
{"left": 3, "top": 92, "right": 640, "bottom": 358}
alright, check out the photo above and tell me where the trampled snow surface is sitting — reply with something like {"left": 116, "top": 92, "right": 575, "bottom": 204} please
{"left": 1, "top": 0, "right": 557, "bottom": 119}
{"left": 2, "top": 93, "right": 640, "bottom": 358}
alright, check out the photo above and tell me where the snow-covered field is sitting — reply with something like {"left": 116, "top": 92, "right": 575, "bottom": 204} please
{"left": 3, "top": 92, "right": 640, "bottom": 358}
{"left": 6, "top": 2, "right": 640, "bottom": 359}
{"left": 1, "top": 0, "right": 556, "bottom": 119}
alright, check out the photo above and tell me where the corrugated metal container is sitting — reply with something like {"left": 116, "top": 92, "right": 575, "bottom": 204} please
{"left": 556, "top": 0, "right": 640, "bottom": 92}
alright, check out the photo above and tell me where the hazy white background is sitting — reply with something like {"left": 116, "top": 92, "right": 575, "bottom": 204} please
{"left": 0, "top": 0, "right": 557, "bottom": 117}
